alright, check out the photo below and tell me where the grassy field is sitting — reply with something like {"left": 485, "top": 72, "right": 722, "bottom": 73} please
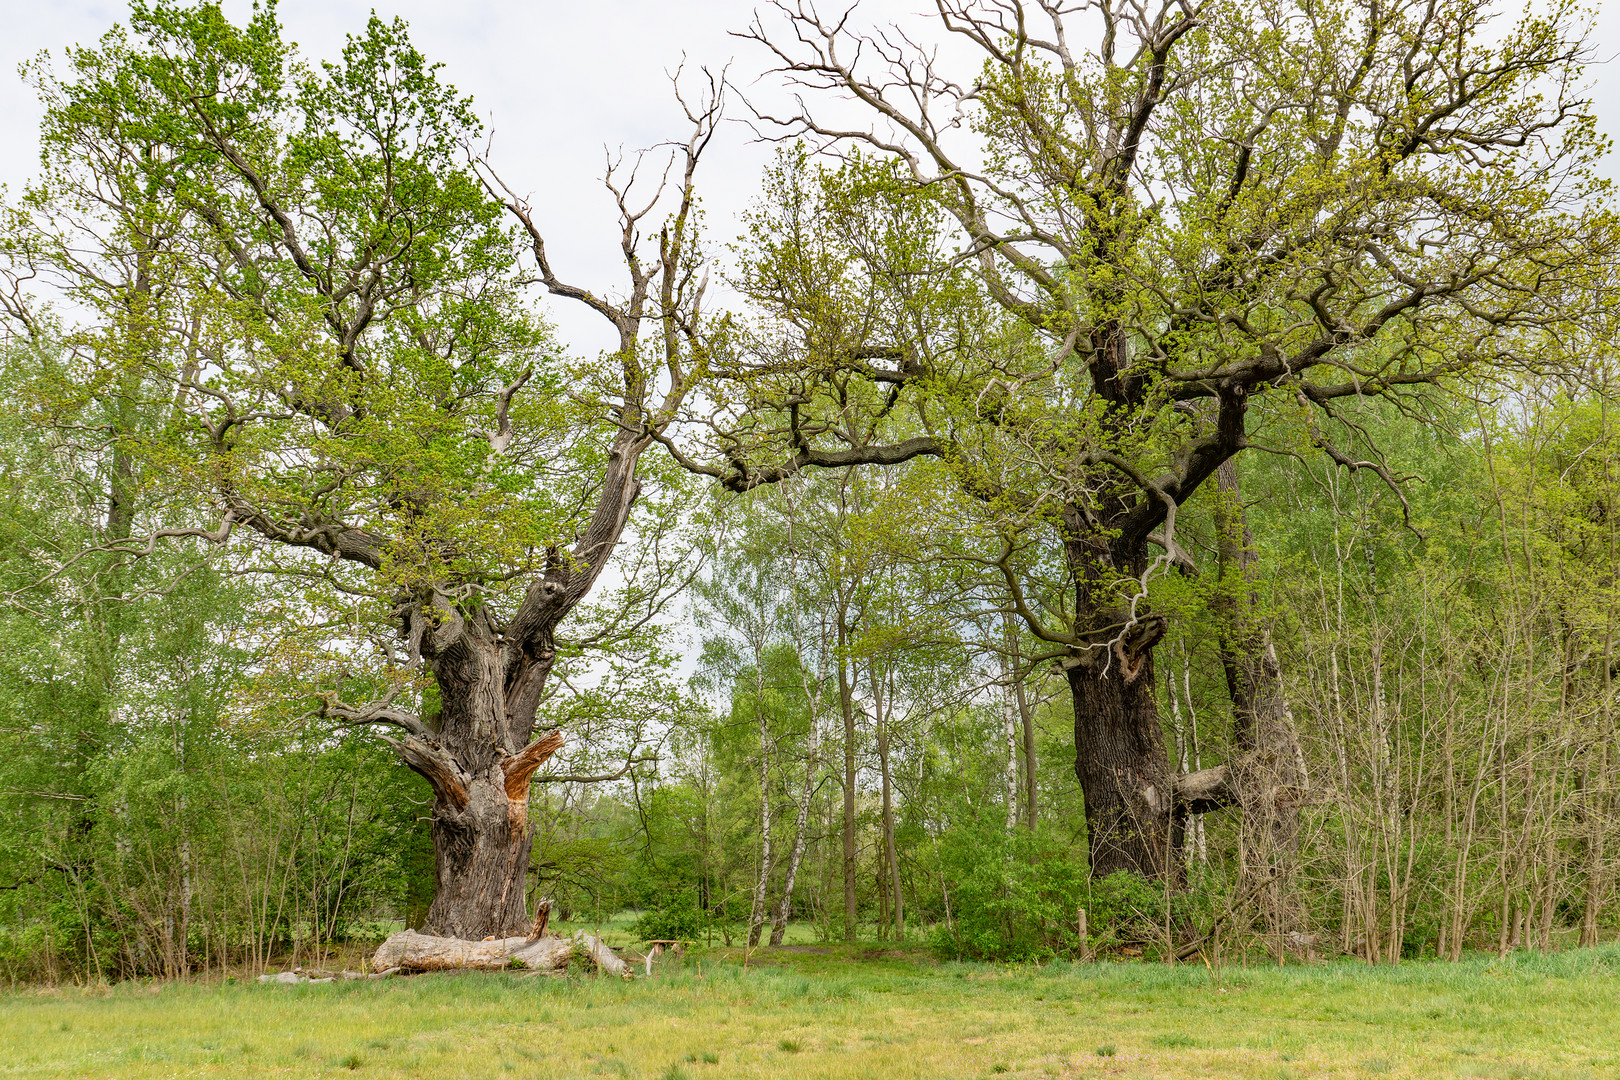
{"left": 3, "top": 944, "right": 1619, "bottom": 1079}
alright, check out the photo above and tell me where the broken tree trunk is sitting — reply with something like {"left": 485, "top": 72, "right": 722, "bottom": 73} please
{"left": 371, "top": 928, "right": 632, "bottom": 977}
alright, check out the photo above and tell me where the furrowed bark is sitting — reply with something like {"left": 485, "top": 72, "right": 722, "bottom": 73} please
{"left": 1064, "top": 617, "right": 1177, "bottom": 879}
{"left": 397, "top": 625, "right": 569, "bottom": 940}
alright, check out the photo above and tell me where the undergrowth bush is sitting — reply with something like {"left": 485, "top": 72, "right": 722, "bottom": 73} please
{"left": 633, "top": 903, "right": 706, "bottom": 943}
{"left": 929, "top": 824, "right": 1219, "bottom": 961}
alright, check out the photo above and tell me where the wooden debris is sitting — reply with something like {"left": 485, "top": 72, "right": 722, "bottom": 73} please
{"left": 258, "top": 966, "right": 399, "bottom": 984}
{"left": 529, "top": 899, "right": 552, "bottom": 941}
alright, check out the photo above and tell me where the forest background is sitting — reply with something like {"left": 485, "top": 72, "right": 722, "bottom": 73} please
{"left": 2, "top": 0, "right": 1620, "bottom": 984}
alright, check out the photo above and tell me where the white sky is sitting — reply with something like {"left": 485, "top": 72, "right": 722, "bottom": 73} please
{"left": 3, "top": 0, "right": 1615, "bottom": 358}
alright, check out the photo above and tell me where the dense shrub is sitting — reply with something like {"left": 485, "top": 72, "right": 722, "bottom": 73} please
{"left": 633, "top": 902, "right": 707, "bottom": 943}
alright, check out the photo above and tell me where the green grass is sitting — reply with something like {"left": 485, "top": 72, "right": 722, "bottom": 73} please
{"left": 3, "top": 943, "right": 1620, "bottom": 1078}
{"left": 548, "top": 911, "right": 832, "bottom": 950}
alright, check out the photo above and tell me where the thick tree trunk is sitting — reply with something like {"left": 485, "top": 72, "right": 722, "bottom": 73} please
{"left": 390, "top": 637, "right": 566, "bottom": 941}
{"left": 424, "top": 770, "right": 533, "bottom": 940}
{"left": 1065, "top": 617, "right": 1177, "bottom": 879}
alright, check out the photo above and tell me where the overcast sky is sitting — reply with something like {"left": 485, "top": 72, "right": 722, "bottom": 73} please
{"left": 3, "top": 0, "right": 1617, "bottom": 357}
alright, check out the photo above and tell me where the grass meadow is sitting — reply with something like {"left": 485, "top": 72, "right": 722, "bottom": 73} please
{"left": 3, "top": 943, "right": 1619, "bottom": 1079}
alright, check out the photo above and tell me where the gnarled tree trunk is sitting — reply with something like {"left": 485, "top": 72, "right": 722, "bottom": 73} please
{"left": 1064, "top": 615, "right": 1177, "bottom": 879}
{"left": 382, "top": 434, "right": 643, "bottom": 940}
{"left": 393, "top": 649, "right": 565, "bottom": 938}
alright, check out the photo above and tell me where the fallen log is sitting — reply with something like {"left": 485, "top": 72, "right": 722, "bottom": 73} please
{"left": 371, "top": 929, "right": 631, "bottom": 977}
{"left": 258, "top": 966, "right": 400, "bottom": 984}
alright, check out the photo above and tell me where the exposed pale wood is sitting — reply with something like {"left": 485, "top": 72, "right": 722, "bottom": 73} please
{"left": 1175, "top": 765, "right": 1236, "bottom": 816}
{"left": 372, "top": 930, "right": 515, "bottom": 971}
{"left": 575, "top": 932, "right": 632, "bottom": 978}
{"left": 371, "top": 929, "right": 631, "bottom": 976}
{"left": 503, "top": 732, "right": 566, "bottom": 798}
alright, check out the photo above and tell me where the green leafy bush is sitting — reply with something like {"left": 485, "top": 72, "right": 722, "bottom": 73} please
{"left": 928, "top": 823, "right": 1201, "bottom": 961}
{"left": 633, "top": 903, "right": 706, "bottom": 943}
{"left": 929, "top": 825, "right": 1088, "bottom": 961}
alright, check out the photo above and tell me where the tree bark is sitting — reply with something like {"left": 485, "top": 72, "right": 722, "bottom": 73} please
{"left": 1048, "top": 354, "right": 1249, "bottom": 883}
{"left": 1214, "top": 460, "right": 1308, "bottom": 925}
{"left": 1064, "top": 617, "right": 1177, "bottom": 879}
{"left": 873, "top": 668, "right": 903, "bottom": 936}
{"left": 395, "top": 681, "right": 565, "bottom": 939}
{"left": 1018, "top": 663, "right": 1037, "bottom": 832}
{"left": 1001, "top": 613, "right": 1038, "bottom": 831}
{"left": 1001, "top": 644, "right": 1021, "bottom": 833}
{"left": 837, "top": 613, "right": 859, "bottom": 940}
{"left": 746, "top": 658, "right": 775, "bottom": 949}
{"left": 1581, "top": 613, "right": 1614, "bottom": 947}
{"left": 371, "top": 928, "right": 629, "bottom": 977}
{"left": 422, "top": 772, "right": 532, "bottom": 940}
{"left": 770, "top": 685, "right": 823, "bottom": 946}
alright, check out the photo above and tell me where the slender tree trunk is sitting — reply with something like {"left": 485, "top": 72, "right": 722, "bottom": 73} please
{"left": 837, "top": 613, "right": 859, "bottom": 940}
{"left": 1214, "top": 460, "right": 1308, "bottom": 933}
{"left": 770, "top": 710, "right": 821, "bottom": 946}
{"left": 1000, "top": 612, "right": 1037, "bottom": 831}
{"left": 1581, "top": 538, "right": 1615, "bottom": 946}
{"left": 1018, "top": 668, "right": 1037, "bottom": 833}
{"left": 873, "top": 668, "right": 903, "bottom": 936}
{"left": 1001, "top": 645, "right": 1020, "bottom": 832}
{"left": 747, "top": 719, "right": 774, "bottom": 949}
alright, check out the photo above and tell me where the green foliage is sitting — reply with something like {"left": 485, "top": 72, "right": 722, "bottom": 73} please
{"left": 3, "top": 0, "right": 1620, "bottom": 987}
{"left": 929, "top": 825, "right": 1090, "bottom": 961}
{"left": 633, "top": 905, "right": 706, "bottom": 944}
